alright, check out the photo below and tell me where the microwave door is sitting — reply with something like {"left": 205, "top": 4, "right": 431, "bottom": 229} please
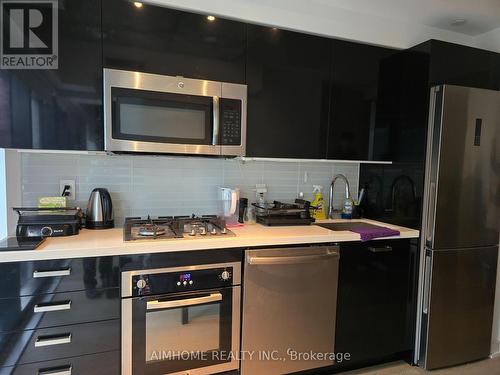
{"left": 104, "top": 69, "right": 222, "bottom": 155}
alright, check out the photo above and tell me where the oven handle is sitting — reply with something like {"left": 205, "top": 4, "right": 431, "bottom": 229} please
{"left": 212, "top": 96, "right": 220, "bottom": 145}
{"left": 146, "top": 293, "right": 222, "bottom": 310}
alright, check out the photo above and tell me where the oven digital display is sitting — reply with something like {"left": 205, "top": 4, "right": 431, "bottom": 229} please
{"left": 179, "top": 273, "right": 191, "bottom": 282}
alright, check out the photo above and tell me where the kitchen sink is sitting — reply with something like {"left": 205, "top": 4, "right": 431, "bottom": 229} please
{"left": 315, "top": 222, "right": 388, "bottom": 231}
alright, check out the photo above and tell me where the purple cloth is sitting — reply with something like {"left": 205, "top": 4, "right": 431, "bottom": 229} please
{"left": 350, "top": 227, "right": 400, "bottom": 242}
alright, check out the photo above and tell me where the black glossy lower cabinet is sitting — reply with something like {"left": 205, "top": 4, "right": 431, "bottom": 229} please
{"left": 334, "top": 239, "right": 418, "bottom": 369}
{"left": 0, "top": 257, "right": 119, "bottom": 298}
{"left": 0, "top": 320, "right": 119, "bottom": 367}
{"left": 0, "top": 350, "right": 120, "bottom": 375}
{"left": 0, "top": 288, "right": 119, "bottom": 333}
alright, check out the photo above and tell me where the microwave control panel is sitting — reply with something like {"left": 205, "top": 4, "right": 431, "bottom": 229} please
{"left": 220, "top": 98, "right": 242, "bottom": 146}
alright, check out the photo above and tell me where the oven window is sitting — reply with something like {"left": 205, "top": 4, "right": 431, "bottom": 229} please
{"left": 131, "top": 288, "right": 235, "bottom": 375}
{"left": 146, "top": 303, "right": 220, "bottom": 362}
{"left": 111, "top": 87, "right": 213, "bottom": 145}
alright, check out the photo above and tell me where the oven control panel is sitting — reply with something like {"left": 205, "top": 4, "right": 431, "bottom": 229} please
{"left": 219, "top": 98, "right": 242, "bottom": 146}
{"left": 132, "top": 267, "right": 234, "bottom": 296}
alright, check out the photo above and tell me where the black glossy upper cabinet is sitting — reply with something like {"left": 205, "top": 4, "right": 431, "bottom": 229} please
{"left": 413, "top": 40, "right": 500, "bottom": 90}
{"left": 371, "top": 49, "right": 430, "bottom": 162}
{"left": 0, "top": 0, "right": 103, "bottom": 150}
{"left": 327, "top": 40, "right": 396, "bottom": 161}
{"left": 102, "top": 0, "right": 246, "bottom": 83}
{"left": 245, "top": 25, "right": 331, "bottom": 158}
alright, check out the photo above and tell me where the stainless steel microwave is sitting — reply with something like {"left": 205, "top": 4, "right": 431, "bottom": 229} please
{"left": 103, "top": 69, "right": 247, "bottom": 156}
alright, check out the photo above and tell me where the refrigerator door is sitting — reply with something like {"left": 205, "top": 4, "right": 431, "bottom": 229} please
{"left": 419, "top": 246, "right": 498, "bottom": 370}
{"left": 426, "top": 85, "right": 500, "bottom": 250}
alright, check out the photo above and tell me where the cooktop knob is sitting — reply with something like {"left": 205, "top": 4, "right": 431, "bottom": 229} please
{"left": 221, "top": 270, "right": 230, "bottom": 280}
{"left": 200, "top": 227, "right": 207, "bottom": 235}
{"left": 221, "top": 227, "right": 227, "bottom": 235}
{"left": 211, "top": 227, "right": 217, "bottom": 235}
{"left": 189, "top": 228, "right": 196, "bottom": 236}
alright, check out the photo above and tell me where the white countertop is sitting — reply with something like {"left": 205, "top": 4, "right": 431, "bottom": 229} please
{"left": 0, "top": 219, "right": 419, "bottom": 263}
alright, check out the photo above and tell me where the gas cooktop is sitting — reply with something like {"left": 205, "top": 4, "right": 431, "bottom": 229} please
{"left": 123, "top": 215, "right": 233, "bottom": 241}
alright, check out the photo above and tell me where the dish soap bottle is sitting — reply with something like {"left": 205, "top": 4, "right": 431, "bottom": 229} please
{"left": 341, "top": 197, "right": 354, "bottom": 219}
{"left": 311, "top": 185, "right": 326, "bottom": 220}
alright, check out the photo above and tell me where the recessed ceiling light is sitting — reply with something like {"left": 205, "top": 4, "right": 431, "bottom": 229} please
{"left": 133, "top": 2, "right": 143, "bottom": 8}
{"left": 207, "top": 15, "right": 216, "bottom": 21}
{"left": 451, "top": 18, "right": 467, "bottom": 26}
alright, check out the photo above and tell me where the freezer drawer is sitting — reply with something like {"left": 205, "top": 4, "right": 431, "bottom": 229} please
{"left": 420, "top": 246, "right": 498, "bottom": 369}
{"left": 241, "top": 246, "right": 339, "bottom": 375}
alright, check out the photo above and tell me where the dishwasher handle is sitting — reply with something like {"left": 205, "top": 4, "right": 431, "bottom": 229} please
{"left": 247, "top": 248, "right": 339, "bottom": 266}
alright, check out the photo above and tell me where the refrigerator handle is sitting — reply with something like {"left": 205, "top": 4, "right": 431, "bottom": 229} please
{"left": 422, "top": 253, "right": 432, "bottom": 314}
{"left": 426, "top": 182, "right": 436, "bottom": 246}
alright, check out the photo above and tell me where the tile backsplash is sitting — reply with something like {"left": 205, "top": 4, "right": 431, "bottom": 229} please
{"left": 21, "top": 153, "right": 359, "bottom": 225}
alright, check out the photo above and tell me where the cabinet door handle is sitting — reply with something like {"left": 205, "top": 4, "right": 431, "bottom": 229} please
{"left": 35, "top": 333, "right": 72, "bottom": 347}
{"left": 368, "top": 246, "right": 393, "bottom": 253}
{"left": 38, "top": 365, "right": 72, "bottom": 375}
{"left": 34, "top": 300, "right": 72, "bottom": 313}
{"left": 33, "top": 268, "right": 71, "bottom": 278}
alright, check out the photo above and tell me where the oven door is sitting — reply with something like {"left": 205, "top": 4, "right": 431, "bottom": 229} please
{"left": 104, "top": 69, "right": 222, "bottom": 155}
{"left": 122, "top": 286, "right": 240, "bottom": 375}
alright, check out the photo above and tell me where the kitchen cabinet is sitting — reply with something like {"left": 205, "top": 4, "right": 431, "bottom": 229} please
{"left": 335, "top": 239, "right": 418, "bottom": 368}
{"left": 0, "top": 0, "right": 103, "bottom": 150}
{"left": 0, "top": 257, "right": 119, "bottom": 298}
{"left": 102, "top": 0, "right": 246, "bottom": 84}
{"left": 413, "top": 40, "right": 500, "bottom": 91}
{"left": 327, "top": 40, "right": 396, "bottom": 161}
{"left": 0, "top": 257, "right": 120, "bottom": 371}
{"left": 0, "top": 351, "right": 120, "bottom": 375}
{"left": 245, "top": 24, "right": 331, "bottom": 158}
{"left": 0, "top": 320, "right": 119, "bottom": 367}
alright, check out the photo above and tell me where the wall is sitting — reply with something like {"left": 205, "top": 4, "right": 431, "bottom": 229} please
{"left": 149, "top": 0, "right": 483, "bottom": 51}
{"left": 0, "top": 149, "right": 21, "bottom": 238}
{"left": 20, "top": 152, "right": 359, "bottom": 225}
{"left": 0, "top": 150, "right": 6, "bottom": 239}
{"left": 475, "top": 27, "right": 500, "bottom": 53}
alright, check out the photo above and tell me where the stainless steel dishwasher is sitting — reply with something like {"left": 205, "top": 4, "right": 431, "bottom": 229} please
{"left": 241, "top": 246, "right": 340, "bottom": 375}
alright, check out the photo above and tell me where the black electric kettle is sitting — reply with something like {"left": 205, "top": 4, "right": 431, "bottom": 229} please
{"left": 86, "top": 188, "right": 114, "bottom": 229}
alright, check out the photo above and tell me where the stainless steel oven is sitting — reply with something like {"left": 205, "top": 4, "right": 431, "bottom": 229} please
{"left": 104, "top": 69, "right": 247, "bottom": 156}
{"left": 121, "top": 262, "right": 241, "bottom": 375}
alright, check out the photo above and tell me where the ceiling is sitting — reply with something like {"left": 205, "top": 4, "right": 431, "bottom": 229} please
{"left": 316, "top": 0, "right": 500, "bottom": 36}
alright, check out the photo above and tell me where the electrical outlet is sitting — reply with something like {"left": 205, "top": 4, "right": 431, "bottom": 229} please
{"left": 59, "top": 179, "right": 76, "bottom": 201}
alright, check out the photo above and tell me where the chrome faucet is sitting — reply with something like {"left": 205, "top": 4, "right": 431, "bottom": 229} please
{"left": 328, "top": 174, "right": 352, "bottom": 219}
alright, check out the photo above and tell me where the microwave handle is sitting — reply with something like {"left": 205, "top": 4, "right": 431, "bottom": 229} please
{"left": 212, "top": 96, "right": 220, "bottom": 146}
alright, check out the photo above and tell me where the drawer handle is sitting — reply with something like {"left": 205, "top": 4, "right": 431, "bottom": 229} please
{"left": 38, "top": 365, "right": 72, "bottom": 375}
{"left": 368, "top": 246, "right": 393, "bottom": 253}
{"left": 34, "top": 300, "right": 72, "bottom": 313}
{"left": 35, "top": 333, "right": 72, "bottom": 347}
{"left": 33, "top": 268, "right": 71, "bottom": 278}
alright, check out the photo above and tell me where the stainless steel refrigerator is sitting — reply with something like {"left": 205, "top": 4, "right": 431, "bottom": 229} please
{"left": 415, "top": 85, "right": 500, "bottom": 370}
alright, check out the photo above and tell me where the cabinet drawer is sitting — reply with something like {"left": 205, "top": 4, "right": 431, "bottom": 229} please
{"left": 0, "top": 289, "right": 119, "bottom": 333}
{"left": 0, "top": 320, "right": 119, "bottom": 367}
{"left": 0, "top": 257, "right": 119, "bottom": 298}
{"left": 0, "top": 351, "right": 120, "bottom": 375}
